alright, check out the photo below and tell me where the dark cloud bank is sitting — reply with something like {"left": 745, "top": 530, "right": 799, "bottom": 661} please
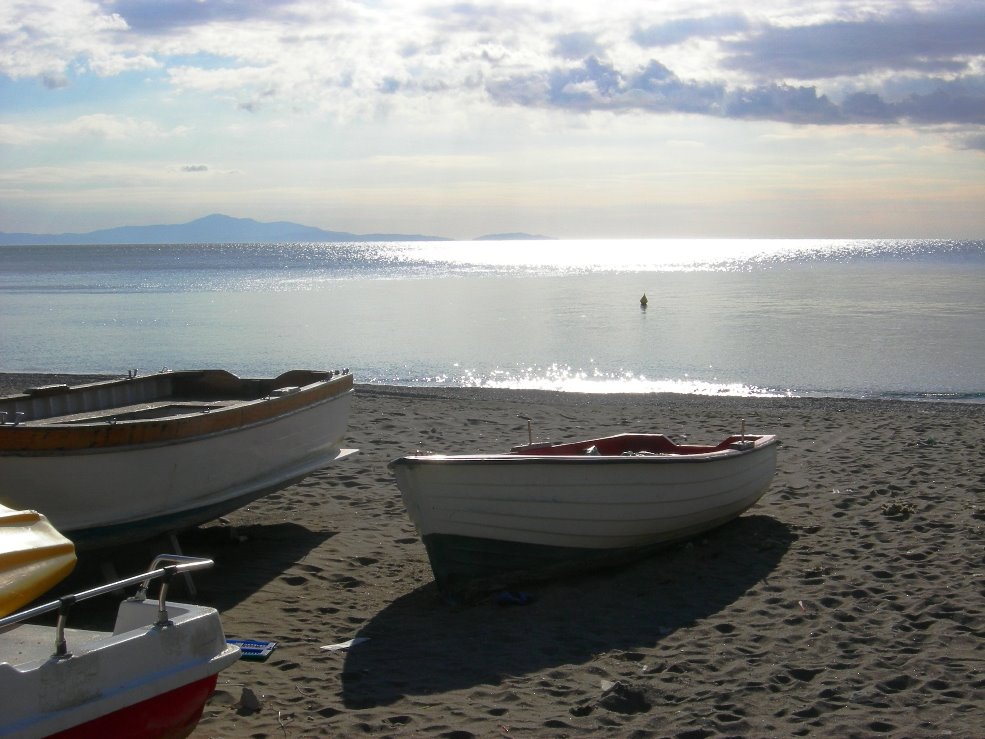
{"left": 487, "top": 6, "right": 985, "bottom": 138}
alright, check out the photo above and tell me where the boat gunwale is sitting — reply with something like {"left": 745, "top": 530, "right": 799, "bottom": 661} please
{"left": 389, "top": 434, "right": 777, "bottom": 468}
{"left": 0, "top": 370, "right": 353, "bottom": 453}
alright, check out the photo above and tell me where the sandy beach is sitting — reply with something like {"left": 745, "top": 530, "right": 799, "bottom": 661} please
{"left": 2, "top": 374, "right": 983, "bottom": 738}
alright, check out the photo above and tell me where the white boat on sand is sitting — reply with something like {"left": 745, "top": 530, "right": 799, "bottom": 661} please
{"left": 0, "top": 368, "right": 356, "bottom": 549}
{"left": 0, "top": 551, "right": 240, "bottom": 738}
{"left": 390, "top": 431, "right": 778, "bottom": 596}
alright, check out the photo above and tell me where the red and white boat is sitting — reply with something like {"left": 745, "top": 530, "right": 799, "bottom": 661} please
{"left": 0, "top": 548, "right": 240, "bottom": 738}
{"left": 0, "top": 368, "right": 355, "bottom": 549}
{"left": 390, "top": 430, "right": 779, "bottom": 596}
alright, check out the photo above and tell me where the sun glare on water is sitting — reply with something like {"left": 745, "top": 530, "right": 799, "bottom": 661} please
{"left": 391, "top": 239, "right": 874, "bottom": 273}
{"left": 452, "top": 364, "right": 788, "bottom": 397}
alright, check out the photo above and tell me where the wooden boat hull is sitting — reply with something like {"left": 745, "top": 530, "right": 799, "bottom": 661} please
{"left": 390, "top": 433, "right": 778, "bottom": 595}
{"left": 0, "top": 369, "right": 355, "bottom": 548}
{"left": 0, "top": 558, "right": 240, "bottom": 738}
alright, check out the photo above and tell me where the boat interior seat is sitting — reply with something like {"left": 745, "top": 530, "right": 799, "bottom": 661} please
{"left": 23, "top": 399, "right": 242, "bottom": 425}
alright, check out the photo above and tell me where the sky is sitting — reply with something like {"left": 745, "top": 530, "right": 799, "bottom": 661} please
{"left": 1, "top": 0, "right": 983, "bottom": 240}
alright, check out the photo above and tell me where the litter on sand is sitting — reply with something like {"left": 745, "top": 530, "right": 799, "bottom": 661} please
{"left": 320, "top": 637, "right": 369, "bottom": 651}
{"left": 495, "top": 590, "right": 533, "bottom": 606}
{"left": 227, "top": 639, "right": 278, "bottom": 661}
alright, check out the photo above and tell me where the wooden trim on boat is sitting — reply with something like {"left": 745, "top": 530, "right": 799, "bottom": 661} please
{"left": 0, "top": 370, "right": 353, "bottom": 452}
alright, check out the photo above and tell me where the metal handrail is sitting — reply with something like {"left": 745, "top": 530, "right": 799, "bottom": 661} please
{"left": 0, "top": 554, "right": 215, "bottom": 657}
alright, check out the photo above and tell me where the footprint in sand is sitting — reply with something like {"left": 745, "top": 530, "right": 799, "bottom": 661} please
{"left": 329, "top": 574, "right": 363, "bottom": 589}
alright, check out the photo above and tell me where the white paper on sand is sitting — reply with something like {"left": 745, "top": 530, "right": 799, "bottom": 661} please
{"left": 320, "top": 637, "right": 369, "bottom": 651}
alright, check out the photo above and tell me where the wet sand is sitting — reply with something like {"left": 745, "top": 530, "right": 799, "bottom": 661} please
{"left": 2, "top": 374, "right": 983, "bottom": 737}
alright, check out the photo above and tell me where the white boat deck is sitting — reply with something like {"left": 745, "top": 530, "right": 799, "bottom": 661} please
{"left": 1, "top": 623, "right": 111, "bottom": 667}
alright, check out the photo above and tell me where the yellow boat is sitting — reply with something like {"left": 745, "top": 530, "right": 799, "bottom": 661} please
{"left": 0, "top": 502, "right": 76, "bottom": 617}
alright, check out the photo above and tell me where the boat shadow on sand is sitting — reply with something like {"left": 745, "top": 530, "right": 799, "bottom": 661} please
{"left": 50, "top": 522, "right": 334, "bottom": 623}
{"left": 341, "top": 514, "right": 793, "bottom": 709}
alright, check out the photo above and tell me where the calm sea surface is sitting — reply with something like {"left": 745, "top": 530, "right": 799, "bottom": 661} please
{"left": 1, "top": 239, "right": 983, "bottom": 402}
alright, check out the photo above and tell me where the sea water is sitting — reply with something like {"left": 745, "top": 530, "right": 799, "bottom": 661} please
{"left": 1, "top": 239, "right": 982, "bottom": 402}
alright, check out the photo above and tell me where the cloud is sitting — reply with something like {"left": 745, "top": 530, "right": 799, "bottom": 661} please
{"left": 893, "top": 78, "right": 985, "bottom": 125}
{"left": 0, "top": 124, "right": 45, "bottom": 145}
{"left": 554, "top": 32, "right": 601, "bottom": 60}
{"left": 0, "top": 2, "right": 129, "bottom": 80}
{"left": 840, "top": 92, "right": 896, "bottom": 123}
{"left": 182, "top": 164, "right": 208, "bottom": 172}
{"left": 722, "top": 7, "right": 985, "bottom": 80}
{"left": 962, "top": 132, "right": 985, "bottom": 151}
{"left": 86, "top": 52, "right": 160, "bottom": 76}
{"left": 460, "top": 4, "right": 985, "bottom": 131}
{"left": 61, "top": 114, "right": 186, "bottom": 141}
{"left": 0, "top": 115, "right": 189, "bottom": 145}
{"left": 723, "top": 84, "right": 843, "bottom": 124}
{"left": 487, "top": 57, "right": 720, "bottom": 115}
{"left": 3, "top": 1, "right": 983, "bottom": 138}
{"left": 42, "top": 74, "right": 70, "bottom": 90}
{"left": 108, "top": 0, "right": 297, "bottom": 33}
{"left": 633, "top": 13, "right": 750, "bottom": 47}
{"left": 487, "top": 54, "right": 985, "bottom": 127}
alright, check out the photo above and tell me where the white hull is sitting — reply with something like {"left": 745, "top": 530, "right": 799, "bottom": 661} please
{"left": 0, "top": 370, "right": 355, "bottom": 547}
{"left": 390, "top": 433, "right": 778, "bottom": 593}
{"left": 0, "top": 557, "right": 240, "bottom": 738}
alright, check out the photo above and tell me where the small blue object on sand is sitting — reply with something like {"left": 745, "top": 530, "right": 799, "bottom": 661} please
{"left": 495, "top": 590, "right": 532, "bottom": 606}
{"left": 227, "top": 639, "right": 278, "bottom": 661}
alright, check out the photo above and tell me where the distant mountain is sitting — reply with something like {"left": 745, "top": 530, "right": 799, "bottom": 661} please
{"left": 474, "top": 232, "right": 554, "bottom": 240}
{"left": 0, "top": 214, "right": 451, "bottom": 245}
